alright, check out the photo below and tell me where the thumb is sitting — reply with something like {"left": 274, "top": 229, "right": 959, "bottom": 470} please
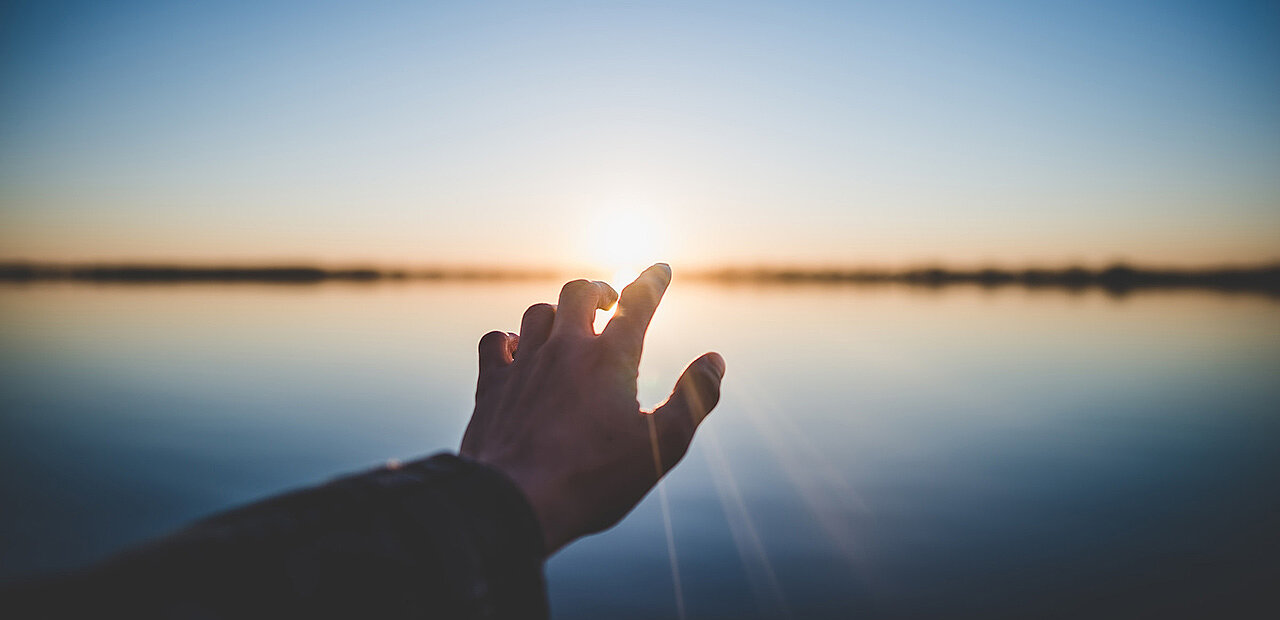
{"left": 650, "top": 352, "right": 725, "bottom": 473}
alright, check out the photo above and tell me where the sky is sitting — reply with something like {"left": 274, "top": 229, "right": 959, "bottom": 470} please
{"left": 1, "top": 0, "right": 1278, "bottom": 270}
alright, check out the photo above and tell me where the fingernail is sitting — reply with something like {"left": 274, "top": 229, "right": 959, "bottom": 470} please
{"left": 654, "top": 263, "right": 672, "bottom": 277}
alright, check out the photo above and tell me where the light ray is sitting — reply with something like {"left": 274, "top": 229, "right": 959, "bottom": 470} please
{"left": 722, "top": 385, "right": 871, "bottom": 576}
{"left": 648, "top": 415, "right": 687, "bottom": 620}
{"left": 703, "top": 425, "right": 792, "bottom": 618}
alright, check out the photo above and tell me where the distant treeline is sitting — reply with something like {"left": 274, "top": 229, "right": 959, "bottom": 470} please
{"left": 689, "top": 264, "right": 1280, "bottom": 295}
{"left": 1, "top": 262, "right": 1278, "bottom": 295}
{"left": 0, "top": 263, "right": 558, "bottom": 283}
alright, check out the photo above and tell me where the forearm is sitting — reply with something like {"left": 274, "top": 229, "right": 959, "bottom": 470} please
{"left": 6, "top": 454, "right": 548, "bottom": 619}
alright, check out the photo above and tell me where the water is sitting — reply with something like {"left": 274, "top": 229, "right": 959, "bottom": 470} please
{"left": 2, "top": 281, "right": 1278, "bottom": 617}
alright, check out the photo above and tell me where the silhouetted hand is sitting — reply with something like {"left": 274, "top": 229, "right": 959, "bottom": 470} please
{"left": 460, "top": 263, "right": 725, "bottom": 555}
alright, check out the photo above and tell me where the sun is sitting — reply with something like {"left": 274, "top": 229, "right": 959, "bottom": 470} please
{"left": 585, "top": 206, "right": 665, "bottom": 333}
{"left": 586, "top": 206, "right": 665, "bottom": 287}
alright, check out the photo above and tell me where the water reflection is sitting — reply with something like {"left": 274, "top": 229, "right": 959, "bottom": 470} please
{"left": 2, "top": 282, "right": 1278, "bottom": 617}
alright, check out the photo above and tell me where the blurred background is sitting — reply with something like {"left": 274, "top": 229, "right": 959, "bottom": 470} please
{"left": 2, "top": 1, "right": 1278, "bottom": 617}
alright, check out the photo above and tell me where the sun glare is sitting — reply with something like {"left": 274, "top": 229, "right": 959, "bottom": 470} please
{"left": 587, "top": 206, "right": 665, "bottom": 334}
{"left": 587, "top": 206, "right": 664, "bottom": 285}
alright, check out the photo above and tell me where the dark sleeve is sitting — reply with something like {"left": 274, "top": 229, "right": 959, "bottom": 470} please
{"left": 5, "top": 453, "right": 549, "bottom": 619}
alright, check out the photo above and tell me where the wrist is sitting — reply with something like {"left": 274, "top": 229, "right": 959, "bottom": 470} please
{"left": 462, "top": 454, "right": 572, "bottom": 556}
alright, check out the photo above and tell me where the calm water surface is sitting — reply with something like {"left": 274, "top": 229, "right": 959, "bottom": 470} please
{"left": 2, "top": 282, "right": 1278, "bottom": 617}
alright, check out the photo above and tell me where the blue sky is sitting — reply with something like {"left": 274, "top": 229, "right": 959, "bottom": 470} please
{"left": 1, "top": 0, "right": 1277, "bottom": 268}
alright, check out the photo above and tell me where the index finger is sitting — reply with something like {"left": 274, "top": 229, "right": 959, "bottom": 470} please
{"left": 603, "top": 263, "right": 672, "bottom": 359}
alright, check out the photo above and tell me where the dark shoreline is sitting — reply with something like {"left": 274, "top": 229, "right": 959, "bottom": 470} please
{"left": 0, "top": 263, "right": 560, "bottom": 283}
{"left": 1, "top": 262, "right": 1278, "bottom": 295}
{"left": 689, "top": 264, "right": 1280, "bottom": 296}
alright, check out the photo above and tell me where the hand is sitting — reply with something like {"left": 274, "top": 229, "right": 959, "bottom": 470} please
{"left": 460, "top": 263, "right": 725, "bottom": 555}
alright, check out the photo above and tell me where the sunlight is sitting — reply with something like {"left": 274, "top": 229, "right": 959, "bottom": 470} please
{"left": 587, "top": 205, "right": 665, "bottom": 334}
{"left": 587, "top": 207, "right": 662, "bottom": 280}
{"left": 594, "top": 304, "right": 616, "bottom": 335}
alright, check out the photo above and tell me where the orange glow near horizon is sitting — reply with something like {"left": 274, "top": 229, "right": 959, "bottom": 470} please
{"left": 2, "top": 3, "right": 1279, "bottom": 271}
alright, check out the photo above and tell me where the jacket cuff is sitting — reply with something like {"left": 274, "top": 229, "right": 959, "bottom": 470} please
{"left": 396, "top": 453, "right": 549, "bottom": 619}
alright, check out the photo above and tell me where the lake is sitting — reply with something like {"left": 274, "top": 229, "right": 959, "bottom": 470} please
{"left": 2, "top": 281, "right": 1278, "bottom": 617}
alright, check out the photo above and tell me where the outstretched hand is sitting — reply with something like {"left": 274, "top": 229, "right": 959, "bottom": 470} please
{"left": 460, "top": 264, "right": 725, "bottom": 555}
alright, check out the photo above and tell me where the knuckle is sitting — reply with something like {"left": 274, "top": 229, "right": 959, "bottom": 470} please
{"left": 538, "top": 335, "right": 570, "bottom": 358}
{"left": 561, "top": 279, "right": 593, "bottom": 297}
{"left": 608, "top": 345, "right": 642, "bottom": 368}
{"left": 592, "top": 280, "right": 618, "bottom": 297}
{"left": 523, "top": 302, "right": 554, "bottom": 319}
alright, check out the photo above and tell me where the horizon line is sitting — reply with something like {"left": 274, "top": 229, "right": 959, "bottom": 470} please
{"left": 2, "top": 260, "right": 1278, "bottom": 296}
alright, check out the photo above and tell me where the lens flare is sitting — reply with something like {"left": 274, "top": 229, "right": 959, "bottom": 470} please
{"left": 587, "top": 205, "right": 665, "bottom": 333}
